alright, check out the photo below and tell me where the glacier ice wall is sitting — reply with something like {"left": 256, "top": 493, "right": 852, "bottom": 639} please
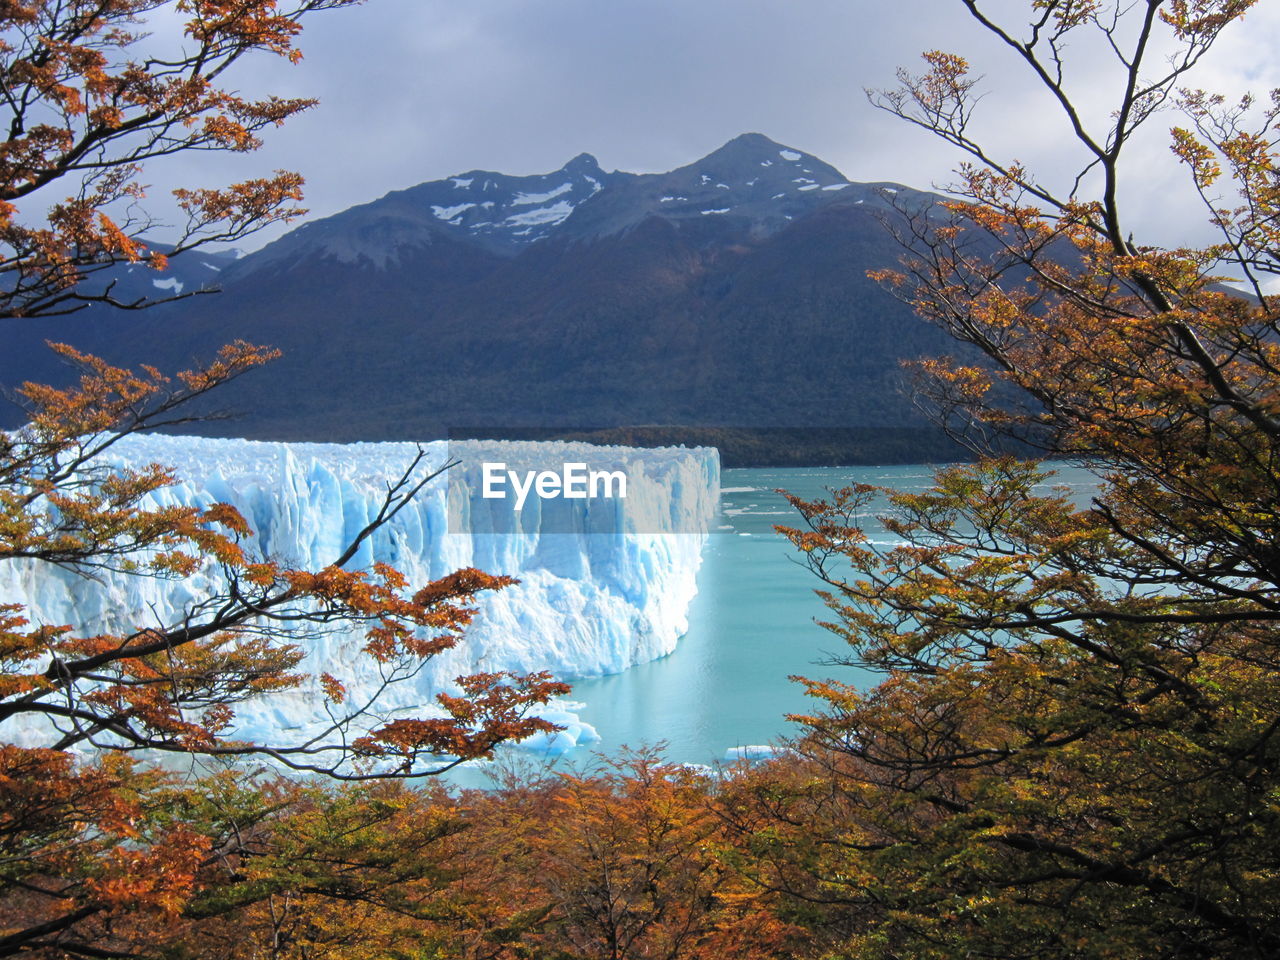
{"left": 0, "top": 436, "right": 719, "bottom": 753}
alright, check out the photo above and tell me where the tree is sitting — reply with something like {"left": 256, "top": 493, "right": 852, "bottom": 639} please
{"left": 509, "top": 750, "right": 774, "bottom": 960}
{"left": 148, "top": 775, "right": 473, "bottom": 960}
{"left": 0, "top": 0, "right": 356, "bottom": 319}
{"left": 0, "top": 3, "right": 569, "bottom": 955}
{"left": 1, "top": 354, "right": 567, "bottom": 777}
{"left": 764, "top": 2, "right": 1280, "bottom": 957}
{"left": 421, "top": 749, "right": 798, "bottom": 960}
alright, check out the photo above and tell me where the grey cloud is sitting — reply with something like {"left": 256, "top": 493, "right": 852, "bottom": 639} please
{"left": 135, "top": 0, "right": 1280, "bottom": 253}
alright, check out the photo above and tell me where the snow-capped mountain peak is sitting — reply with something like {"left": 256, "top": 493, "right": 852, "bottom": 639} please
{"left": 550, "top": 133, "right": 865, "bottom": 241}
{"left": 236, "top": 153, "right": 628, "bottom": 274}
{"left": 409, "top": 152, "right": 622, "bottom": 249}
{"left": 231, "top": 136, "right": 914, "bottom": 277}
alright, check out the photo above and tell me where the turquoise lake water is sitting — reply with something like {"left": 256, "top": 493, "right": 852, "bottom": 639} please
{"left": 567, "top": 465, "right": 932, "bottom": 766}
{"left": 455, "top": 462, "right": 1098, "bottom": 783}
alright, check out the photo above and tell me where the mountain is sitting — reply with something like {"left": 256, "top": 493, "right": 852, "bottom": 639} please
{"left": 0, "top": 134, "right": 975, "bottom": 465}
{"left": 60, "top": 243, "right": 241, "bottom": 307}
{"left": 236, "top": 151, "right": 628, "bottom": 271}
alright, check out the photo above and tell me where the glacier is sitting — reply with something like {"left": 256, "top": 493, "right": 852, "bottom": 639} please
{"left": 0, "top": 435, "right": 719, "bottom": 756}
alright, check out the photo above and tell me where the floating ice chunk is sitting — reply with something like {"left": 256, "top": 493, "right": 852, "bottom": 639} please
{"left": 519, "top": 702, "right": 601, "bottom": 755}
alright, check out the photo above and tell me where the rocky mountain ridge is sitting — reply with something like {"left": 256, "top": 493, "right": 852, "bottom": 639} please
{"left": 0, "top": 134, "right": 969, "bottom": 465}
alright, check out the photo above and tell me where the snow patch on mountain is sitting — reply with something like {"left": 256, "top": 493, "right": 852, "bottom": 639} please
{"left": 504, "top": 200, "right": 576, "bottom": 227}
{"left": 227, "top": 135, "right": 918, "bottom": 274}
{"left": 432, "top": 202, "right": 475, "bottom": 220}
{"left": 512, "top": 183, "right": 573, "bottom": 206}
{"left": 412, "top": 154, "right": 622, "bottom": 250}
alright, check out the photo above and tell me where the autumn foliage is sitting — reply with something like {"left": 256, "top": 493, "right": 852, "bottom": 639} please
{"left": 0, "top": 2, "right": 574, "bottom": 955}
{"left": 12, "top": 2, "right": 1280, "bottom": 959}
{"left": 0, "top": 0, "right": 357, "bottom": 319}
{"left": 763, "top": 1, "right": 1280, "bottom": 957}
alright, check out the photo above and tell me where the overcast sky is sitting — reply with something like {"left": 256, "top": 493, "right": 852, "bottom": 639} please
{"left": 150, "top": 0, "right": 1280, "bottom": 253}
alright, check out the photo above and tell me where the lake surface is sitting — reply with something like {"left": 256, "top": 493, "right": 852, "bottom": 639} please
{"left": 458, "top": 462, "right": 1098, "bottom": 783}
{"left": 567, "top": 465, "right": 918, "bottom": 765}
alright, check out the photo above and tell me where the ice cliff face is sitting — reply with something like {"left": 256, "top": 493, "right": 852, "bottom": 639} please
{"left": 0, "top": 436, "right": 719, "bottom": 754}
